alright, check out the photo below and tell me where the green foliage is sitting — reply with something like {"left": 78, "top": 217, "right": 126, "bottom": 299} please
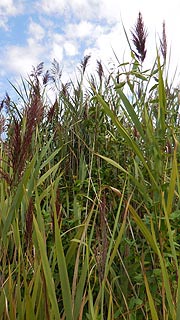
{"left": 0, "top": 21, "right": 180, "bottom": 319}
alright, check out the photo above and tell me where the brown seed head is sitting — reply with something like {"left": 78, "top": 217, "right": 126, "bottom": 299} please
{"left": 25, "top": 198, "right": 34, "bottom": 249}
{"left": 131, "top": 12, "right": 147, "bottom": 63}
{"left": 80, "top": 55, "right": 91, "bottom": 74}
{"left": 160, "top": 21, "right": 167, "bottom": 62}
{"left": 97, "top": 60, "right": 104, "bottom": 82}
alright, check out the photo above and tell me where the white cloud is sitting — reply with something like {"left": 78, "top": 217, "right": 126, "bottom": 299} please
{"left": 39, "top": 0, "right": 101, "bottom": 20}
{"left": 0, "top": 0, "right": 180, "bottom": 97}
{"left": 0, "top": 0, "right": 24, "bottom": 30}
{"left": 28, "top": 20, "right": 45, "bottom": 42}
{"left": 0, "top": 19, "right": 48, "bottom": 77}
{"left": 50, "top": 43, "right": 64, "bottom": 62}
{"left": 37, "top": 0, "right": 66, "bottom": 14}
{"left": 0, "top": 0, "right": 22, "bottom": 15}
{"left": 69, "top": 0, "right": 100, "bottom": 20}
{"left": 52, "top": 33, "right": 64, "bottom": 43}
{"left": 65, "top": 21, "right": 94, "bottom": 39}
{"left": 3, "top": 44, "right": 44, "bottom": 76}
{"left": 64, "top": 42, "right": 78, "bottom": 56}
{"left": 81, "top": 22, "right": 127, "bottom": 75}
{"left": 0, "top": 19, "right": 8, "bottom": 30}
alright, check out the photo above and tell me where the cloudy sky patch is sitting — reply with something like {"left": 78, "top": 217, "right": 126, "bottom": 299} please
{"left": 0, "top": 0, "right": 179, "bottom": 99}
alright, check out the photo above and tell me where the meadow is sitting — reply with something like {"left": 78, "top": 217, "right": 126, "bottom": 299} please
{"left": 0, "top": 13, "right": 180, "bottom": 319}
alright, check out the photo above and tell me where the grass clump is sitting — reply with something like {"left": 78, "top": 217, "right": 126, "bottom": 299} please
{"left": 0, "top": 12, "right": 180, "bottom": 319}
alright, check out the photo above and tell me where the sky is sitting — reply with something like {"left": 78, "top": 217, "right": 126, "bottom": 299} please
{"left": 0, "top": 0, "right": 180, "bottom": 101}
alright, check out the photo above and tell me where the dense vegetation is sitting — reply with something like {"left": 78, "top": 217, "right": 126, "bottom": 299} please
{"left": 0, "top": 13, "right": 180, "bottom": 319}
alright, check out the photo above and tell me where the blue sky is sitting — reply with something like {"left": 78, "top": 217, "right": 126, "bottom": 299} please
{"left": 0, "top": 0, "right": 180, "bottom": 100}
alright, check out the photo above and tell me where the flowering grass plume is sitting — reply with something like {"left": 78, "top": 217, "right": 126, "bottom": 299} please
{"left": 131, "top": 12, "right": 147, "bottom": 63}
{"left": 160, "top": 21, "right": 167, "bottom": 62}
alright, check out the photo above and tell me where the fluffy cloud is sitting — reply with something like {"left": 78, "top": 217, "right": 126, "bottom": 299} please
{"left": 0, "top": 0, "right": 180, "bottom": 101}
{"left": 28, "top": 20, "right": 45, "bottom": 42}
{"left": 65, "top": 21, "right": 94, "bottom": 39}
{"left": 50, "top": 43, "right": 64, "bottom": 62}
{"left": 64, "top": 42, "right": 78, "bottom": 56}
{"left": 0, "top": 0, "right": 23, "bottom": 15}
{"left": 0, "top": 0, "right": 24, "bottom": 30}
{"left": 0, "top": 18, "right": 48, "bottom": 77}
{"left": 38, "top": 0, "right": 101, "bottom": 20}
{"left": 68, "top": 0, "right": 101, "bottom": 20}
{"left": 36, "top": 0, "right": 66, "bottom": 14}
{"left": 2, "top": 44, "right": 44, "bottom": 76}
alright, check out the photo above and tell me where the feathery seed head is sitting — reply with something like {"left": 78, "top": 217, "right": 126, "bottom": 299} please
{"left": 160, "top": 21, "right": 167, "bottom": 62}
{"left": 131, "top": 12, "right": 147, "bottom": 63}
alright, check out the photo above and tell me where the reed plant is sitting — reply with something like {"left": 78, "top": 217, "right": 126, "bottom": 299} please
{"left": 0, "top": 12, "right": 180, "bottom": 319}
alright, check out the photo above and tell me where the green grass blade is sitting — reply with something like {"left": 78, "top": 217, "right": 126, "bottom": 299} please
{"left": 2, "top": 155, "right": 36, "bottom": 241}
{"left": 143, "top": 272, "right": 159, "bottom": 320}
{"left": 88, "top": 283, "right": 96, "bottom": 320}
{"left": 33, "top": 216, "right": 60, "bottom": 319}
{"left": 176, "top": 268, "right": 180, "bottom": 320}
{"left": 74, "top": 256, "right": 88, "bottom": 320}
{"left": 37, "top": 159, "right": 64, "bottom": 187}
{"left": 157, "top": 55, "right": 166, "bottom": 135}
{"left": 128, "top": 204, "right": 158, "bottom": 254}
{"left": 54, "top": 210, "right": 74, "bottom": 320}
{"left": 106, "top": 192, "right": 129, "bottom": 276}
{"left": 116, "top": 87, "right": 145, "bottom": 139}
{"left": 150, "top": 218, "right": 176, "bottom": 319}
{"left": 162, "top": 195, "right": 178, "bottom": 269}
{"left": 167, "top": 144, "right": 178, "bottom": 216}
{"left": 96, "top": 153, "right": 151, "bottom": 202}
{"left": 40, "top": 145, "right": 64, "bottom": 170}
{"left": 129, "top": 204, "right": 176, "bottom": 318}
{"left": 96, "top": 93, "right": 158, "bottom": 190}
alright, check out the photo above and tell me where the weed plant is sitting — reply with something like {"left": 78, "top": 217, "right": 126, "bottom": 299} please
{"left": 0, "top": 13, "right": 180, "bottom": 319}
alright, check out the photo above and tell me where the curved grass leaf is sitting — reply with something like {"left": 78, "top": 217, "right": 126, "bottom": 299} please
{"left": 143, "top": 272, "right": 159, "bottom": 320}
{"left": 96, "top": 93, "right": 158, "bottom": 191}
{"left": 33, "top": 216, "right": 60, "bottom": 319}
{"left": 115, "top": 87, "right": 145, "bottom": 139}
{"left": 2, "top": 155, "right": 36, "bottom": 242}
{"left": 54, "top": 210, "right": 74, "bottom": 320}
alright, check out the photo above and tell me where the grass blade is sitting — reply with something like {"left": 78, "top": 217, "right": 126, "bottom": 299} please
{"left": 54, "top": 209, "right": 74, "bottom": 320}
{"left": 33, "top": 216, "right": 60, "bottom": 319}
{"left": 143, "top": 271, "right": 159, "bottom": 320}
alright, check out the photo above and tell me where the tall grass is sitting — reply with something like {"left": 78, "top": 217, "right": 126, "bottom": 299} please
{"left": 0, "top": 13, "right": 180, "bottom": 319}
